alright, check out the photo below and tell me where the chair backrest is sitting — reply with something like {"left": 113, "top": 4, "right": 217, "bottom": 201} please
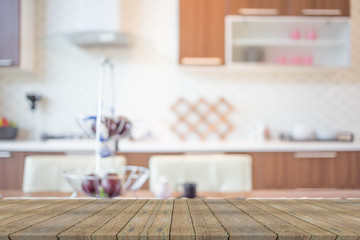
{"left": 149, "top": 154, "right": 252, "bottom": 192}
{"left": 22, "top": 155, "right": 127, "bottom": 192}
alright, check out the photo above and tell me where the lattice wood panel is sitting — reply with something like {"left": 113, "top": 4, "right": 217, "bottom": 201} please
{"left": 171, "top": 98, "right": 234, "bottom": 141}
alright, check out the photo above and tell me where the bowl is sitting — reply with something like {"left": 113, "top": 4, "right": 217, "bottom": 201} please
{"left": 0, "top": 127, "right": 18, "bottom": 140}
{"left": 76, "top": 115, "right": 132, "bottom": 140}
{"left": 314, "top": 129, "right": 338, "bottom": 141}
{"left": 62, "top": 166, "right": 149, "bottom": 198}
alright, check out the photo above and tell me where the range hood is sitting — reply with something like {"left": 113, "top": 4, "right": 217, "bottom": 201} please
{"left": 45, "top": 0, "right": 131, "bottom": 47}
{"left": 64, "top": 31, "right": 131, "bottom": 47}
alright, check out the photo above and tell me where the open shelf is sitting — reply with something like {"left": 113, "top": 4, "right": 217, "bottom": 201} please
{"left": 225, "top": 16, "right": 351, "bottom": 67}
{"left": 233, "top": 39, "right": 343, "bottom": 47}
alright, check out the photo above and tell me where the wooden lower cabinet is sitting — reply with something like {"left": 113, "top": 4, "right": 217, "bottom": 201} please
{"left": 0, "top": 151, "right": 25, "bottom": 190}
{"left": 251, "top": 151, "right": 360, "bottom": 189}
{"left": 0, "top": 150, "right": 359, "bottom": 190}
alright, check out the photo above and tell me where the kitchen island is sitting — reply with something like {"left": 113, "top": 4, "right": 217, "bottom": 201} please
{"left": 0, "top": 199, "right": 359, "bottom": 239}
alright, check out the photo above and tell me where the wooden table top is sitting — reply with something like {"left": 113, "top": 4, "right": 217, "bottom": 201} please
{"left": 0, "top": 199, "right": 360, "bottom": 240}
{"left": 2, "top": 188, "right": 360, "bottom": 199}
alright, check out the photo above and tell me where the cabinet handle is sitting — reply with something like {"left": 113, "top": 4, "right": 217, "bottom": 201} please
{"left": 180, "top": 57, "right": 223, "bottom": 65}
{"left": 302, "top": 9, "right": 341, "bottom": 16}
{"left": 0, "top": 151, "right": 11, "bottom": 158}
{"left": 239, "top": 8, "right": 279, "bottom": 16}
{"left": 294, "top": 151, "right": 337, "bottom": 159}
{"left": 0, "top": 59, "right": 13, "bottom": 67}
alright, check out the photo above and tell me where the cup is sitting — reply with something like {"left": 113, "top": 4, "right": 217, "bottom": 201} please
{"left": 306, "top": 30, "right": 317, "bottom": 40}
{"left": 176, "top": 182, "right": 197, "bottom": 198}
{"left": 276, "top": 55, "right": 287, "bottom": 65}
{"left": 303, "top": 56, "right": 314, "bottom": 65}
{"left": 290, "top": 56, "right": 303, "bottom": 65}
{"left": 290, "top": 29, "right": 301, "bottom": 40}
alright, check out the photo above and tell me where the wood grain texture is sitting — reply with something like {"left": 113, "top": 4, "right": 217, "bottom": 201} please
{"left": 0, "top": 199, "right": 359, "bottom": 239}
{"left": 92, "top": 199, "right": 148, "bottom": 240}
{"left": 179, "top": 0, "right": 226, "bottom": 65}
{"left": 0, "top": 199, "right": 66, "bottom": 226}
{"left": 251, "top": 151, "right": 360, "bottom": 189}
{"left": 0, "top": 200, "right": 93, "bottom": 240}
{"left": 299, "top": 199, "right": 360, "bottom": 218}
{"left": 0, "top": 199, "right": 58, "bottom": 220}
{"left": 0, "top": 152, "right": 24, "bottom": 190}
{"left": 187, "top": 199, "right": 228, "bottom": 240}
{"left": 262, "top": 199, "right": 360, "bottom": 239}
{"left": 58, "top": 200, "right": 135, "bottom": 240}
{"left": 10, "top": 200, "right": 105, "bottom": 240}
{"left": 227, "top": 0, "right": 288, "bottom": 15}
{"left": 117, "top": 199, "right": 161, "bottom": 240}
{"left": 229, "top": 199, "right": 310, "bottom": 240}
{"left": 170, "top": 200, "right": 195, "bottom": 240}
{"left": 206, "top": 199, "right": 276, "bottom": 240}
{"left": 147, "top": 200, "right": 173, "bottom": 240}
{"left": 249, "top": 200, "right": 336, "bottom": 240}
{"left": 289, "top": 0, "right": 350, "bottom": 16}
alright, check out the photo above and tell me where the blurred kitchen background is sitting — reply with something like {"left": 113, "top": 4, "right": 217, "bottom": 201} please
{"left": 1, "top": 0, "right": 359, "bottom": 141}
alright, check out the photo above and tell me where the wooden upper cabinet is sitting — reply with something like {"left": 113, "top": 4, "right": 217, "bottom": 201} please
{"left": 228, "top": 0, "right": 289, "bottom": 16}
{"left": 289, "top": 0, "right": 350, "bottom": 17}
{"left": 0, "top": 0, "right": 20, "bottom": 67}
{"left": 179, "top": 0, "right": 226, "bottom": 65}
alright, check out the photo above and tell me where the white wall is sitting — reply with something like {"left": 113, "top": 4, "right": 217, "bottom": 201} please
{"left": 0, "top": 0, "right": 360, "bottom": 141}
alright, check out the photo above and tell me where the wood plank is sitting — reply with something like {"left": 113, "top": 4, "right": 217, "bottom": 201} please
{"left": 262, "top": 199, "right": 360, "bottom": 239}
{"left": 300, "top": 200, "right": 360, "bottom": 218}
{"left": 9, "top": 200, "right": 110, "bottom": 240}
{"left": 328, "top": 199, "right": 360, "bottom": 209}
{"left": 58, "top": 199, "right": 135, "bottom": 240}
{"left": 170, "top": 199, "right": 195, "bottom": 240}
{"left": 205, "top": 199, "right": 276, "bottom": 240}
{"left": 249, "top": 200, "right": 336, "bottom": 240}
{"left": 117, "top": 199, "right": 162, "bottom": 240}
{"left": 187, "top": 199, "right": 228, "bottom": 240}
{"left": 92, "top": 199, "right": 147, "bottom": 240}
{"left": 147, "top": 199, "right": 174, "bottom": 240}
{"left": 229, "top": 199, "right": 308, "bottom": 240}
{"left": 0, "top": 199, "right": 66, "bottom": 226}
{"left": 0, "top": 200, "right": 93, "bottom": 240}
{"left": 0, "top": 199, "right": 60, "bottom": 220}
{"left": 0, "top": 199, "right": 24, "bottom": 206}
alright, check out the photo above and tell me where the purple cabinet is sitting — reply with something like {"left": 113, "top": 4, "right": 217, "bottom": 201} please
{"left": 0, "top": 0, "right": 20, "bottom": 67}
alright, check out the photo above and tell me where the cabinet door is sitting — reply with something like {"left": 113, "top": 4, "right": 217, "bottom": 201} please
{"left": 252, "top": 152, "right": 293, "bottom": 189}
{"left": 291, "top": 151, "right": 360, "bottom": 189}
{"left": 179, "top": 0, "right": 225, "bottom": 65}
{"left": 228, "top": 0, "right": 288, "bottom": 16}
{"left": 0, "top": 0, "right": 20, "bottom": 67}
{"left": 252, "top": 151, "right": 360, "bottom": 189}
{"left": 0, "top": 151, "right": 24, "bottom": 190}
{"left": 289, "top": 0, "right": 350, "bottom": 17}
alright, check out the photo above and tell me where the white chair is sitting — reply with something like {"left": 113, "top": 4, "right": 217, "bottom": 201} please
{"left": 22, "top": 155, "right": 126, "bottom": 193}
{"left": 149, "top": 154, "right": 252, "bottom": 193}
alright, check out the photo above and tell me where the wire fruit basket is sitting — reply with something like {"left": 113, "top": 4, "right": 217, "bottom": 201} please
{"left": 62, "top": 166, "right": 149, "bottom": 198}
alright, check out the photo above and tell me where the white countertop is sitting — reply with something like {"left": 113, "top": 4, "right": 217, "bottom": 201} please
{"left": 1, "top": 139, "right": 360, "bottom": 153}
